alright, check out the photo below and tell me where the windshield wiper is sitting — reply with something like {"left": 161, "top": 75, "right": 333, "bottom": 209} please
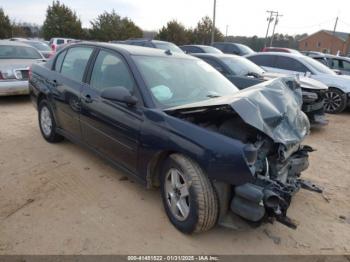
{"left": 206, "top": 94, "right": 221, "bottom": 98}
{"left": 245, "top": 72, "right": 262, "bottom": 78}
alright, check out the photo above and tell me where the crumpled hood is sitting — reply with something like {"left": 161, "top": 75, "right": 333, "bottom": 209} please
{"left": 263, "top": 72, "right": 328, "bottom": 90}
{"left": 166, "top": 77, "right": 310, "bottom": 145}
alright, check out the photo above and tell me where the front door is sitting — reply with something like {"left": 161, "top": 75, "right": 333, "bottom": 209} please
{"left": 80, "top": 49, "right": 143, "bottom": 173}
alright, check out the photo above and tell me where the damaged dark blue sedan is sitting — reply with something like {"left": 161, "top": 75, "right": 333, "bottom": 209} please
{"left": 29, "top": 42, "right": 315, "bottom": 234}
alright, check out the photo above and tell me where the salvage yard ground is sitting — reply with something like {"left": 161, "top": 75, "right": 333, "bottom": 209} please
{"left": 0, "top": 96, "right": 350, "bottom": 255}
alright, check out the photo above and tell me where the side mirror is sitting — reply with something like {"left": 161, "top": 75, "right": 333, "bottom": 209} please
{"left": 101, "top": 86, "right": 138, "bottom": 106}
{"left": 304, "top": 71, "right": 312, "bottom": 77}
{"left": 333, "top": 69, "right": 342, "bottom": 75}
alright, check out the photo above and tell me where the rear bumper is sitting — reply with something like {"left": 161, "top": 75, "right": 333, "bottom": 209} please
{"left": 0, "top": 80, "right": 29, "bottom": 96}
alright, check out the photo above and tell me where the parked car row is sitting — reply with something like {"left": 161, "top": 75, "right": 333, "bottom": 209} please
{"left": 247, "top": 52, "right": 350, "bottom": 113}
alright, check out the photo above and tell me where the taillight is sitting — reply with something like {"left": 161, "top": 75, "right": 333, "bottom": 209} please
{"left": 51, "top": 44, "right": 56, "bottom": 51}
{"left": 28, "top": 67, "right": 32, "bottom": 80}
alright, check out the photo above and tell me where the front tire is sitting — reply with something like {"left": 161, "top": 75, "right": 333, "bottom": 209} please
{"left": 38, "top": 100, "right": 64, "bottom": 143}
{"left": 160, "top": 154, "right": 219, "bottom": 234}
{"left": 324, "top": 88, "right": 347, "bottom": 114}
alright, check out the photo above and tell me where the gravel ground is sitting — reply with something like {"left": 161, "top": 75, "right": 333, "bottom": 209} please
{"left": 0, "top": 96, "right": 349, "bottom": 255}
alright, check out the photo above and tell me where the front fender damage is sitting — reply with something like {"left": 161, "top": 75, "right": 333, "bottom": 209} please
{"left": 167, "top": 77, "right": 322, "bottom": 229}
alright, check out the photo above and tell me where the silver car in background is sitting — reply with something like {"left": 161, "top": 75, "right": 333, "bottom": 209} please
{"left": 0, "top": 40, "right": 45, "bottom": 96}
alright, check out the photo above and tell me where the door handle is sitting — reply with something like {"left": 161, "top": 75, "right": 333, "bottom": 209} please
{"left": 84, "top": 94, "right": 93, "bottom": 103}
{"left": 52, "top": 79, "right": 58, "bottom": 87}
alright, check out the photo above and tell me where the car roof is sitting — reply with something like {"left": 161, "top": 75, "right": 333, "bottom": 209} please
{"left": 0, "top": 40, "right": 34, "bottom": 47}
{"left": 247, "top": 52, "right": 305, "bottom": 58}
{"left": 126, "top": 39, "right": 171, "bottom": 44}
{"left": 181, "top": 45, "right": 212, "bottom": 48}
{"left": 69, "top": 41, "right": 192, "bottom": 58}
{"left": 192, "top": 53, "right": 241, "bottom": 59}
{"left": 213, "top": 42, "right": 237, "bottom": 45}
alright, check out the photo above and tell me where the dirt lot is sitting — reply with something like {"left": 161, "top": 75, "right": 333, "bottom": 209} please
{"left": 0, "top": 96, "right": 350, "bottom": 255}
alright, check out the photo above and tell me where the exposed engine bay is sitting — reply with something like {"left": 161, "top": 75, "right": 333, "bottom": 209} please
{"left": 166, "top": 77, "right": 322, "bottom": 228}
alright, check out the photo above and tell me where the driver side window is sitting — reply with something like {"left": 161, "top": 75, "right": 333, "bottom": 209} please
{"left": 90, "top": 50, "right": 135, "bottom": 92}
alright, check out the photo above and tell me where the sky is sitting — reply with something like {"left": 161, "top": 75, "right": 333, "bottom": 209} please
{"left": 2, "top": 0, "right": 350, "bottom": 37}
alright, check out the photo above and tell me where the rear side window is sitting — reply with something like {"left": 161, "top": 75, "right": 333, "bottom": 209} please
{"left": 248, "top": 55, "right": 276, "bottom": 67}
{"left": 213, "top": 43, "right": 224, "bottom": 50}
{"left": 186, "top": 46, "right": 202, "bottom": 53}
{"left": 90, "top": 50, "right": 134, "bottom": 92}
{"left": 201, "top": 58, "right": 227, "bottom": 74}
{"left": 56, "top": 39, "right": 64, "bottom": 45}
{"left": 225, "top": 44, "right": 239, "bottom": 54}
{"left": 275, "top": 56, "right": 308, "bottom": 72}
{"left": 54, "top": 51, "right": 67, "bottom": 72}
{"left": 60, "top": 47, "right": 93, "bottom": 82}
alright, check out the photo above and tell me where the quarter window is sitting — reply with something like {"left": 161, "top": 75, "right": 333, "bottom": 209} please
{"left": 275, "top": 56, "right": 308, "bottom": 72}
{"left": 54, "top": 50, "right": 67, "bottom": 72}
{"left": 60, "top": 47, "right": 93, "bottom": 82}
{"left": 90, "top": 50, "right": 134, "bottom": 92}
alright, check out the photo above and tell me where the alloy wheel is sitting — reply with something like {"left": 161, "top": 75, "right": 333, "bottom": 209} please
{"left": 324, "top": 91, "right": 342, "bottom": 113}
{"left": 164, "top": 168, "right": 190, "bottom": 221}
{"left": 40, "top": 106, "right": 52, "bottom": 137}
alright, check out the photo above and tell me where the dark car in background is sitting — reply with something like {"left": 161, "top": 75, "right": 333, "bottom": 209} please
{"left": 180, "top": 45, "right": 222, "bottom": 54}
{"left": 113, "top": 39, "right": 184, "bottom": 53}
{"left": 193, "top": 53, "right": 328, "bottom": 126}
{"left": 212, "top": 42, "right": 255, "bottom": 56}
{"left": 29, "top": 42, "right": 313, "bottom": 233}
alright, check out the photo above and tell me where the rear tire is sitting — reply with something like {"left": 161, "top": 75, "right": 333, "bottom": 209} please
{"left": 324, "top": 88, "right": 347, "bottom": 114}
{"left": 160, "top": 154, "right": 219, "bottom": 234}
{"left": 38, "top": 100, "right": 64, "bottom": 143}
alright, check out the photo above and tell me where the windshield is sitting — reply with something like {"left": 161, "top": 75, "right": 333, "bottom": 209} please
{"left": 222, "top": 56, "right": 265, "bottom": 76}
{"left": 301, "top": 56, "right": 336, "bottom": 75}
{"left": 26, "top": 41, "right": 51, "bottom": 52}
{"left": 201, "top": 46, "right": 223, "bottom": 54}
{"left": 236, "top": 44, "right": 255, "bottom": 55}
{"left": 154, "top": 42, "right": 184, "bottom": 53}
{"left": 0, "top": 45, "right": 42, "bottom": 59}
{"left": 133, "top": 56, "right": 239, "bottom": 108}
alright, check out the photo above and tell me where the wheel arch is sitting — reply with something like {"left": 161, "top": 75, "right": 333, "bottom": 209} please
{"left": 146, "top": 150, "right": 177, "bottom": 189}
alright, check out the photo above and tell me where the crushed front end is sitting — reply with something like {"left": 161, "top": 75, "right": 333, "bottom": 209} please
{"left": 230, "top": 137, "right": 314, "bottom": 228}
{"left": 167, "top": 77, "right": 321, "bottom": 229}
{"left": 227, "top": 78, "right": 321, "bottom": 228}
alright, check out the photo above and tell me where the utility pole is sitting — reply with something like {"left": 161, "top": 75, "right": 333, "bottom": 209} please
{"left": 330, "top": 16, "right": 339, "bottom": 54}
{"left": 264, "top": 11, "right": 277, "bottom": 47}
{"left": 211, "top": 0, "right": 217, "bottom": 45}
{"left": 270, "top": 12, "right": 283, "bottom": 47}
{"left": 225, "top": 25, "right": 229, "bottom": 41}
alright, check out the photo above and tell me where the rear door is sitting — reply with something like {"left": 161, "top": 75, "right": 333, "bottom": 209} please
{"left": 80, "top": 49, "right": 143, "bottom": 173}
{"left": 50, "top": 46, "right": 94, "bottom": 140}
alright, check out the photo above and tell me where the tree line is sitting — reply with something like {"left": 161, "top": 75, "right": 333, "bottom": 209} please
{"left": 0, "top": 1, "right": 306, "bottom": 50}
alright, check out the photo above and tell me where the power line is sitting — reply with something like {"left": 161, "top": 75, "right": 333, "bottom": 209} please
{"left": 264, "top": 11, "right": 278, "bottom": 47}
{"left": 270, "top": 12, "right": 283, "bottom": 47}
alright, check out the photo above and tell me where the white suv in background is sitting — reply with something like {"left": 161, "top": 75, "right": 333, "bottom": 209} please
{"left": 49, "top": 38, "right": 74, "bottom": 52}
{"left": 247, "top": 52, "right": 350, "bottom": 113}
